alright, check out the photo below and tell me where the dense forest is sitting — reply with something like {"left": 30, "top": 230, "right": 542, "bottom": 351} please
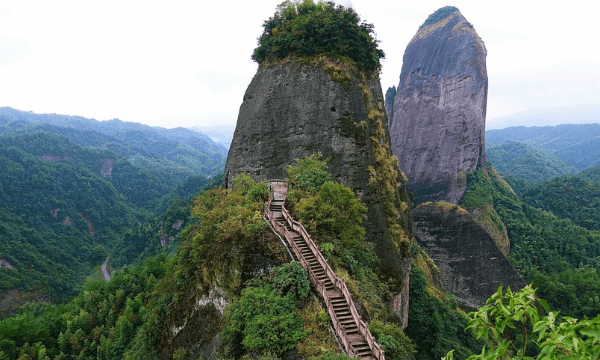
{"left": 0, "top": 107, "right": 227, "bottom": 187}
{"left": 0, "top": 109, "right": 224, "bottom": 310}
{"left": 486, "top": 141, "right": 574, "bottom": 184}
{"left": 462, "top": 167, "right": 600, "bottom": 320}
{"left": 251, "top": 0, "right": 385, "bottom": 72}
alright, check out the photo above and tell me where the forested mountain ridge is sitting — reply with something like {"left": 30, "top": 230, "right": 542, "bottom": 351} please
{"left": 0, "top": 131, "right": 147, "bottom": 304}
{"left": 464, "top": 167, "right": 600, "bottom": 319}
{"left": 0, "top": 109, "right": 225, "bottom": 313}
{"left": 0, "top": 107, "right": 227, "bottom": 181}
{"left": 486, "top": 123, "right": 600, "bottom": 171}
{"left": 486, "top": 141, "right": 574, "bottom": 184}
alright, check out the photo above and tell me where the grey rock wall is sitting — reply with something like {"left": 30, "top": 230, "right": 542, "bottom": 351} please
{"left": 224, "top": 60, "right": 413, "bottom": 286}
{"left": 390, "top": 7, "right": 488, "bottom": 204}
{"left": 414, "top": 203, "right": 526, "bottom": 310}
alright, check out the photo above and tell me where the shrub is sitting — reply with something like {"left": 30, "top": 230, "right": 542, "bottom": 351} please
{"left": 369, "top": 320, "right": 416, "bottom": 360}
{"left": 295, "top": 181, "right": 366, "bottom": 248}
{"left": 220, "top": 263, "right": 312, "bottom": 358}
{"left": 444, "top": 285, "right": 600, "bottom": 359}
{"left": 286, "top": 153, "right": 331, "bottom": 191}
{"left": 272, "top": 262, "right": 311, "bottom": 300}
{"left": 252, "top": 0, "right": 385, "bottom": 72}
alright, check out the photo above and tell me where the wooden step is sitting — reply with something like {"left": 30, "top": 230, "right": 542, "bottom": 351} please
{"left": 265, "top": 187, "right": 382, "bottom": 360}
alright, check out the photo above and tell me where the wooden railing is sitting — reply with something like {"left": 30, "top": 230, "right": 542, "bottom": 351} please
{"left": 264, "top": 182, "right": 385, "bottom": 359}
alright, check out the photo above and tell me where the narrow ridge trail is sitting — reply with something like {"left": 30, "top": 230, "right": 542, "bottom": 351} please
{"left": 265, "top": 180, "right": 384, "bottom": 360}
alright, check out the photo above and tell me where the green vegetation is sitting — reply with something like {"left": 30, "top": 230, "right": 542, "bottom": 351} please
{"left": 444, "top": 285, "right": 600, "bottom": 359}
{"left": 252, "top": 0, "right": 385, "bottom": 72}
{"left": 461, "top": 166, "right": 600, "bottom": 320}
{"left": 486, "top": 141, "right": 574, "bottom": 185}
{"left": 0, "top": 254, "right": 167, "bottom": 360}
{"left": 0, "top": 129, "right": 219, "bottom": 304}
{"left": 0, "top": 107, "right": 227, "bottom": 189}
{"left": 486, "top": 124, "right": 600, "bottom": 172}
{"left": 220, "top": 262, "right": 309, "bottom": 358}
{"left": 0, "top": 108, "right": 224, "bottom": 309}
{"left": 0, "top": 132, "right": 143, "bottom": 301}
{"left": 521, "top": 175, "right": 600, "bottom": 231}
{"left": 405, "top": 266, "right": 482, "bottom": 360}
{"left": 579, "top": 163, "right": 600, "bottom": 183}
{"left": 286, "top": 155, "right": 417, "bottom": 359}
{"left": 420, "top": 6, "right": 458, "bottom": 29}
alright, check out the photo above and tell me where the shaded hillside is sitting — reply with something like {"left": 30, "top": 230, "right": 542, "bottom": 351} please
{"left": 0, "top": 124, "right": 222, "bottom": 308}
{"left": 579, "top": 163, "right": 600, "bottom": 183}
{"left": 486, "top": 124, "right": 600, "bottom": 171}
{"left": 487, "top": 140, "right": 574, "bottom": 184}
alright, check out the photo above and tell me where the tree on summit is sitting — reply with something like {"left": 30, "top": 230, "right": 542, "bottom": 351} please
{"left": 252, "top": 0, "right": 385, "bottom": 72}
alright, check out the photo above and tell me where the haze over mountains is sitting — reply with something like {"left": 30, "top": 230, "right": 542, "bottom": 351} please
{"left": 0, "top": 1, "right": 599, "bottom": 357}
{"left": 486, "top": 104, "right": 600, "bottom": 130}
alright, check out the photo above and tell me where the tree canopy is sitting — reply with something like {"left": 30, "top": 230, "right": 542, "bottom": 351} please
{"left": 252, "top": 0, "right": 385, "bottom": 72}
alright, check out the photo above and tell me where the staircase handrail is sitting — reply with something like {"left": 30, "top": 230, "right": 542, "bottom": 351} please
{"left": 265, "top": 182, "right": 384, "bottom": 359}
{"left": 280, "top": 205, "right": 385, "bottom": 358}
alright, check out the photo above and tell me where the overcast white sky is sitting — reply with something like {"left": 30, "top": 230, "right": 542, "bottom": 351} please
{"left": 0, "top": 0, "right": 599, "bottom": 129}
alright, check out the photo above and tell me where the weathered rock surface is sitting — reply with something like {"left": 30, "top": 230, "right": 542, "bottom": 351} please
{"left": 414, "top": 203, "right": 526, "bottom": 310}
{"left": 390, "top": 6, "right": 488, "bottom": 204}
{"left": 385, "top": 85, "right": 396, "bottom": 124}
{"left": 224, "top": 59, "right": 413, "bottom": 286}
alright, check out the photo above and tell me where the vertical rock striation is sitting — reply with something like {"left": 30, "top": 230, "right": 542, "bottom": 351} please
{"left": 414, "top": 202, "right": 526, "bottom": 309}
{"left": 385, "top": 85, "right": 396, "bottom": 125}
{"left": 224, "top": 57, "right": 414, "bottom": 321}
{"left": 388, "top": 7, "right": 525, "bottom": 309}
{"left": 390, "top": 6, "right": 488, "bottom": 204}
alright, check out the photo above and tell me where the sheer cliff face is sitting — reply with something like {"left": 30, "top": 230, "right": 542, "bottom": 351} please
{"left": 414, "top": 203, "right": 526, "bottom": 310}
{"left": 390, "top": 7, "right": 488, "bottom": 204}
{"left": 224, "top": 60, "right": 413, "bottom": 285}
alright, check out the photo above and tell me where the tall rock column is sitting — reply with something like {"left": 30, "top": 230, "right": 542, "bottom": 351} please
{"left": 390, "top": 6, "right": 488, "bottom": 204}
{"left": 224, "top": 57, "right": 414, "bottom": 324}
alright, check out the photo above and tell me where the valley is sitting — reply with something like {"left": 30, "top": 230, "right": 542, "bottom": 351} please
{"left": 1, "top": 2, "right": 599, "bottom": 360}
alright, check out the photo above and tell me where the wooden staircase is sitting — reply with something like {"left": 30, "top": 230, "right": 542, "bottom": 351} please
{"left": 265, "top": 181, "right": 385, "bottom": 360}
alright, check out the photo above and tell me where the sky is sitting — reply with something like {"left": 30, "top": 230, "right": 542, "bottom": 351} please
{"left": 0, "top": 0, "right": 599, "bottom": 129}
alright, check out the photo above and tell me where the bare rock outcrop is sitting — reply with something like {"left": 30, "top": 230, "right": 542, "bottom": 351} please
{"left": 390, "top": 6, "right": 488, "bottom": 204}
{"left": 224, "top": 57, "right": 413, "bottom": 297}
{"left": 414, "top": 202, "right": 526, "bottom": 310}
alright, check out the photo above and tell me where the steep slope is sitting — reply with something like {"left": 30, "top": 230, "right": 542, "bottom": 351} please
{"left": 414, "top": 201, "right": 526, "bottom": 309}
{"left": 0, "top": 132, "right": 146, "bottom": 304}
{"left": 387, "top": 6, "right": 525, "bottom": 311}
{"left": 389, "top": 6, "right": 488, "bottom": 204}
{"left": 224, "top": 57, "right": 414, "bottom": 302}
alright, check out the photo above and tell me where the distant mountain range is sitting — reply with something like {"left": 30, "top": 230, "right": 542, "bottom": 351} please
{"left": 0, "top": 107, "right": 227, "bottom": 305}
{"left": 190, "top": 124, "right": 235, "bottom": 148}
{"left": 0, "top": 107, "right": 228, "bottom": 180}
{"left": 487, "top": 104, "right": 600, "bottom": 130}
{"left": 486, "top": 123, "right": 600, "bottom": 173}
